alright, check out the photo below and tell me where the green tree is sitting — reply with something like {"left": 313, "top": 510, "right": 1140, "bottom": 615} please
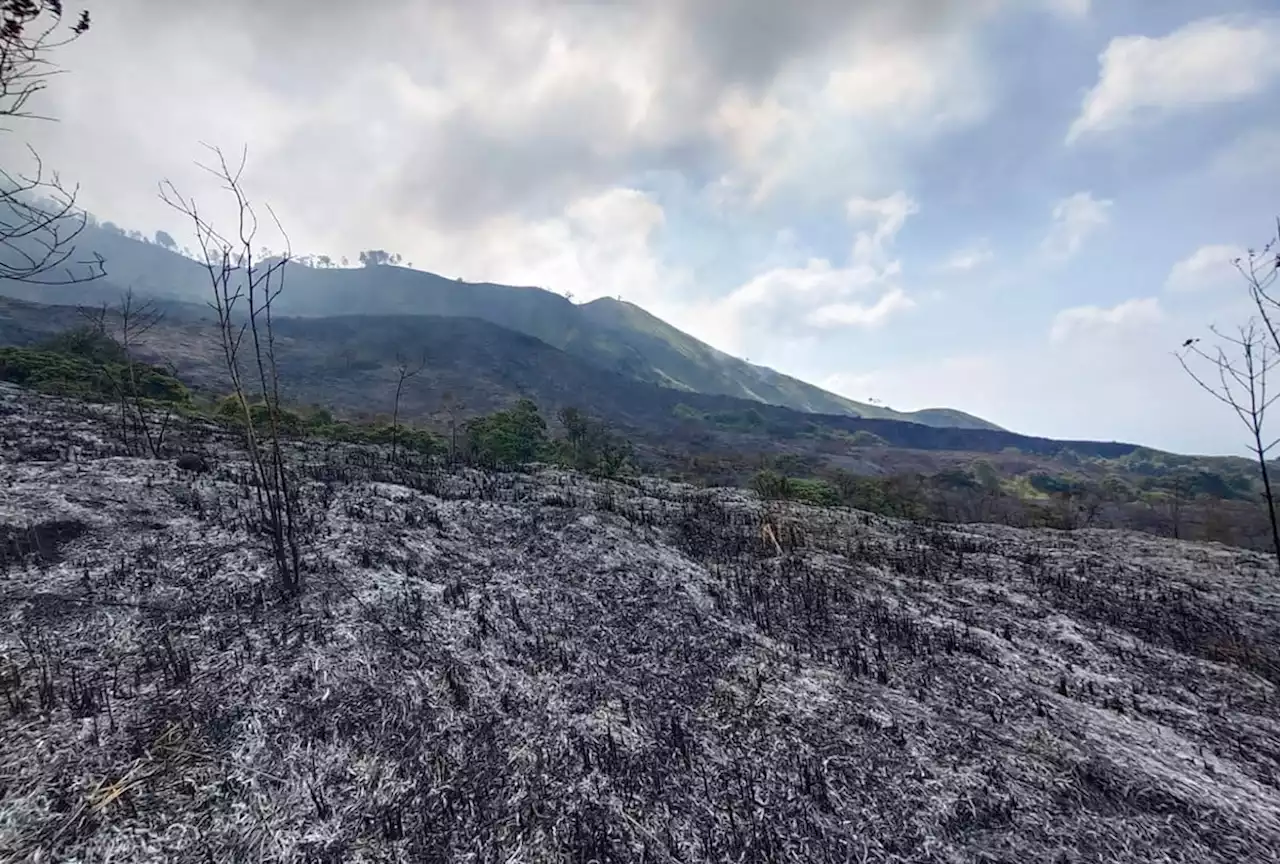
{"left": 465, "top": 399, "right": 549, "bottom": 468}
{"left": 558, "top": 405, "right": 590, "bottom": 465}
{"left": 553, "top": 405, "right": 636, "bottom": 477}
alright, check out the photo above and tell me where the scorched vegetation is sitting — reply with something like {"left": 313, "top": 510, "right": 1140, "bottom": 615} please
{"left": 1, "top": 384, "right": 1278, "bottom": 862}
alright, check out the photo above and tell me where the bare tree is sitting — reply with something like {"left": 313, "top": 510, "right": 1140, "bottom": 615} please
{"left": 1236, "top": 220, "right": 1280, "bottom": 345}
{"left": 80, "top": 288, "right": 174, "bottom": 457}
{"left": 159, "top": 144, "right": 303, "bottom": 596}
{"left": 1, "top": 2, "right": 91, "bottom": 123}
{"left": 1167, "top": 474, "right": 1186, "bottom": 541}
{"left": 1177, "top": 321, "right": 1280, "bottom": 569}
{"left": 441, "top": 390, "right": 463, "bottom": 466}
{"left": 1180, "top": 219, "right": 1280, "bottom": 570}
{"left": 0, "top": 1, "right": 103, "bottom": 285}
{"left": 391, "top": 349, "right": 425, "bottom": 461}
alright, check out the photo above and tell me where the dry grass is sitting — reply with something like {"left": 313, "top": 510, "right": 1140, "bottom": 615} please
{"left": 1, "top": 382, "right": 1278, "bottom": 862}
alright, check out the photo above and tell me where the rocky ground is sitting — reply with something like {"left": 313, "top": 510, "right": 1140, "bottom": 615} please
{"left": 1, "top": 383, "right": 1279, "bottom": 863}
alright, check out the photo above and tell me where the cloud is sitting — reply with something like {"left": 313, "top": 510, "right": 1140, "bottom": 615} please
{"left": 1, "top": 0, "right": 999, "bottom": 235}
{"left": 1208, "top": 126, "right": 1280, "bottom": 181}
{"left": 1165, "top": 244, "right": 1245, "bottom": 293}
{"left": 378, "top": 186, "right": 690, "bottom": 316}
{"left": 822, "top": 328, "right": 1245, "bottom": 456}
{"left": 1067, "top": 17, "right": 1280, "bottom": 144}
{"left": 1042, "top": 192, "right": 1112, "bottom": 261}
{"left": 706, "top": 27, "right": 992, "bottom": 208}
{"left": 846, "top": 192, "right": 920, "bottom": 260}
{"left": 0, "top": 0, "right": 1011, "bottom": 364}
{"left": 1043, "top": 0, "right": 1090, "bottom": 20}
{"left": 703, "top": 191, "right": 919, "bottom": 353}
{"left": 939, "top": 241, "right": 994, "bottom": 272}
{"left": 821, "top": 293, "right": 1252, "bottom": 455}
{"left": 805, "top": 287, "right": 915, "bottom": 327}
{"left": 1049, "top": 297, "right": 1163, "bottom": 344}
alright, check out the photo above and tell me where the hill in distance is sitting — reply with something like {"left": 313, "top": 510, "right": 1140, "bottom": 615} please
{"left": 8, "top": 289, "right": 1277, "bottom": 558}
{"left": 0, "top": 293, "right": 1133, "bottom": 464}
{"left": 0, "top": 218, "right": 1000, "bottom": 432}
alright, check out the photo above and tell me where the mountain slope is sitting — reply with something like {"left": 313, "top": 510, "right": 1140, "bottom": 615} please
{"left": 3, "top": 386, "right": 1279, "bottom": 862}
{"left": 580, "top": 297, "right": 997, "bottom": 429}
{"left": 0, "top": 221, "right": 1001, "bottom": 430}
{"left": 0, "top": 293, "right": 1135, "bottom": 461}
{"left": 5, "top": 293, "right": 1273, "bottom": 551}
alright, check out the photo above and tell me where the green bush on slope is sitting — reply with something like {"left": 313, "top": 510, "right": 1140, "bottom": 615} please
{"left": 0, "top": 328, "right": 191, "bottom": 406}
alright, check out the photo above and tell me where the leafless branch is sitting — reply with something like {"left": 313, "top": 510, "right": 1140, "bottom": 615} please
{"left": 158, "top": 144, "right": 303, "bottom": 596}
{"left": 1178, "top": 316, "right": 1280, "bottom": 570}
{"left": 0, "top": 3, "right": 99, "bottom": 285}
{"left": 391, "top": 349, "right": 427, "bottom": 461}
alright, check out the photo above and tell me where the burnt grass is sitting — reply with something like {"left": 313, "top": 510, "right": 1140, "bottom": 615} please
{"left": 2, "top": 383, "right": 1279, "bottom": 863}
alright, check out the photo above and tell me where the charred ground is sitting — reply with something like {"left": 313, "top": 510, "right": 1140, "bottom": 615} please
{"left": 1, "top": 384, "right": 1279, "bottom": 862}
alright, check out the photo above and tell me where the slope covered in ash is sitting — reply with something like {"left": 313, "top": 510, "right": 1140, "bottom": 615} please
{"left": 1, "top": 383, "right": 1278, "bottom": 863}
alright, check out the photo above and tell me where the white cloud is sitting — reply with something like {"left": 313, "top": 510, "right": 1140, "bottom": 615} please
{"left": 1165, "top": 244, "right": 1245, "bottom": 292}
{"left": 1067, "top": 17, "right": 1280, "bottom": 144}
{"left": 846, "top": 192, "right": 920, "bottom": 263}
{"left": 1049, "top": 297, "right": 1163, "bottom": 344}
{"left": 940, "top": 241, "right": 994, "bottom": 272}
{"left": 0, "top": 0, "right": 1002, "bottom": 244}
{"left": 709, "top": 31, "right": 992, "bottom": 207}
{"left": 821, "top": 291, "right": 1255, "bottom": 456}
{"left": 1044, "top": 0, "right": 1090, "bottom": 21}
{"left": 360, "top": 185, "right": 691, "bottom": 329}
{"left": 806, "top": 287, "right": 916, "bottom": 327}
{"left": 823, "top": 328, "right": 1247, "bottom": 456}
{"left": 1209, "top": 126, "right": 1280, "bottom": 181}
{"left": 1042, "top": 192, "right": 1112, "bottom": 260}
{"left": 702, "top": 191, "right": 920, "bottom": 353}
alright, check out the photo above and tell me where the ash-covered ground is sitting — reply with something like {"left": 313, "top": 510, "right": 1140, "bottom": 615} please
{"left": 2, "top": 383, "right": 1279, "bottom": 863}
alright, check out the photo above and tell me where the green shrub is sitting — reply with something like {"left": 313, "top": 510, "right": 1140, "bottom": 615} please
{"left": 1027, "top": 472, "right": 1078, "bottom": 496}
{"left": 38, "top": 327, "right": 128, "bottom": 365}
{"left": 553, "top": 406, "right": 636, "bottom": 478}
{"left": 848, "top": 430, "right": 888, "bottom": 447}
{"left": 751, "top": 469, "right": 792, "bottom": 500}
{"left": 0, "top": 345, "right": 190, "bottom": 405}
{"left": 787, "top": 477, "right": 840, "bottom": 507}
{"left": 465, "top": 399, "right": 549, "bottom": 468}
{"left": 824, "top": 469, "right": 927, "bottom": 518}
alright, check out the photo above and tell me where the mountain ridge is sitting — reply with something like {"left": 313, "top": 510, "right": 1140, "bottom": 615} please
{"left": 0, "top": 219, "right": 1000, "bottom": 431}
{"left": 0, "top": 292, "right": 1147, "bottom": 461}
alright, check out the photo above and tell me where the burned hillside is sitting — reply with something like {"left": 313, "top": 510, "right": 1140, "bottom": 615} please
{"left": 1, "top": 383, "right": 1279, "bottom": 863}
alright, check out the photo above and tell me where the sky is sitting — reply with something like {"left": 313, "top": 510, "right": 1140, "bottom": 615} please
{"left": 4, "top": 0, "right": 1280, "bottom": 456}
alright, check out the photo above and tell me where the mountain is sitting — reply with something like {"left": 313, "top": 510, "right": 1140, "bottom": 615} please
{"left": 3, "top": 292, "right": 1272, "bottom": 552}
{"left": 0, "top": 220, "right": 1000, "bottom": 431}
{"left": 0, "top": 293, "right": 1111, "bottom": 460}
{"left": 577, "top": 297, "right": 995, "bottom": 429}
